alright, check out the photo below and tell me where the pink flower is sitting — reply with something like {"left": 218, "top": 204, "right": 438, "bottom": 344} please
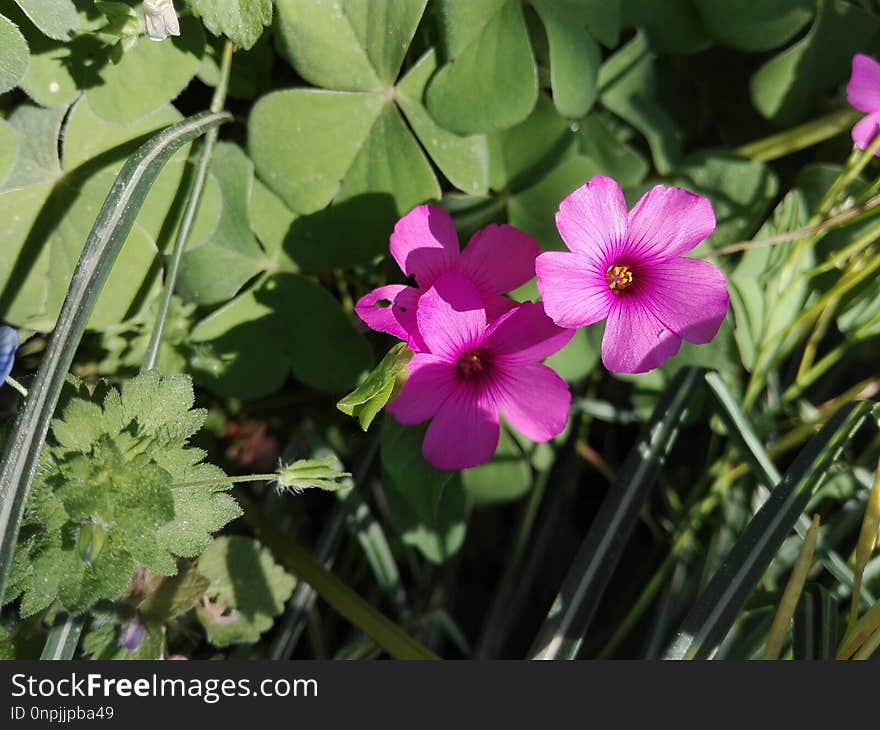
{"left": 387, "top": 272, "right": 573, "bottom": 470}
{"left": 847, "top": 54, "right": 880, "bottom": 155}
{"left": 355, "top": 205, "right": 539, "bottom": 350}
{"left": 535, "top": 176, "right": 728, "bottom": 374}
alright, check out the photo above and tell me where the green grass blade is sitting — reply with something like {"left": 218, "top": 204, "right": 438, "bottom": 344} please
{"left": 240, "top": 494, "right": 438, "bottom": 660}
{"left": 0, "top": 111, "right": 231, "bottom": 606}
{"left": 529, "top": 367, "right": 703, "bottom": 660}
{"left": 39, "top": 613, "right": 85, "bottom": 660}
{"left": 664, "top": 401, "right": 872, "bottom": 660}
{"left": 705, "top": 371, "right": 872, "bottom": 604}
{"left": 794, "top": 585, "right": 839, "bottom": 660}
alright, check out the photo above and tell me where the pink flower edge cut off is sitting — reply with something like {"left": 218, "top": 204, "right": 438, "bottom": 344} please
{"left": 387, "top": 272, "right": 574, "bottom": 471}
{"left": 536, "top": 175, "right": 729, "bottom": 374}
{"left": 847, "top": 54, "right": 880, "bottom": 155}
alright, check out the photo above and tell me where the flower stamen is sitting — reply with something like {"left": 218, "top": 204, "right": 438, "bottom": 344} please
{"left": 605, "top": 264, "right": 635, "bottom": 292}
{"left": 457, "top": 349, "right": 489, "bottom": 380}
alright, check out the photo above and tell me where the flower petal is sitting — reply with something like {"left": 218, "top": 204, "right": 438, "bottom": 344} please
{"left": 555, "top": 176, "right": 628, "bottom": 265}
{"left": 484, "top": 302, "right": 574, "bottom": 362}
{"left": 852, "top": 110, "right": 880, "bottom": 154}
{"left": 386, "top": 354, "right": 458, "bottom": 424}
{"left": 354, "top": 285, "right": 419, "bottom": 341}
{"left": 640, "top": 257, "right": 729, "bottom": 344}
{"left": 494, "top": 363, "right": 571, "bottom": 442}
{"left": 422, "top": 387, "right": 500, "bottom": 470}
{"left": 416, "top": 272, "right": 487, "bottom": 360}
{"left": 535, "top": 251, "right": 613, "bottom": 328}
{"left": 0, "top": 326, "right": 19, "bottom": 383}
{"left": 483, "top": 293, "right": 520, "bottom": 322}
{"left": 624, "top": 185, "right": 716, "bottom": 261}
{"left": 389, "top": 204, "right": 459, "bottom": 288}
{"left": 601, "top": 299, "right": 682, "bottom": 374}
{"left": 847, "top": 54, "right": 880, "bottom": 114}
{"left": 456, "top": 224, "right": 539, "bottom": 295}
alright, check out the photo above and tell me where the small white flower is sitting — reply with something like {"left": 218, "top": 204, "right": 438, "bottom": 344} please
{"left": 143, "top": 0, "right": 180, "bottom": 41}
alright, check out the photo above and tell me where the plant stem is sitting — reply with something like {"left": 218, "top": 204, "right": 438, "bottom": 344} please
{"left": 170, "top": 474, "right": 277, "bottom": 489}
{"left": 142, "top": 40, "right": 233, "bottom": 372}
{"left": 0, "top": 111, "right": 230, "bottom": 607}
{"left": 734, "top": 108, "right": 860, "bottom": 162}
{"left": 762, "top": 514, "right": 821, "bottom": 660}
{"left": 711, "top": 191, "right": 880, "bottom": 257}
{"left": 797, "top": 295, "right": 840, "bottom": 379}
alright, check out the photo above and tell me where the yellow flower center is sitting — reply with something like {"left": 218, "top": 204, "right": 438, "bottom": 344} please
{"left": 605, "top": 264, "right": 634, "bottom": 292}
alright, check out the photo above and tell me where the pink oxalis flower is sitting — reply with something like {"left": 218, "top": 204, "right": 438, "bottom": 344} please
{"left": 387, "top": 272, "right": 573, "bottom": 470}
{"left": 355, "top": 204, "right": 539, "bottom": 349}
{"left": 536, "top": 176, "right": 729, "bottom": 374}
{"left": 847, "top": 54, "right": 880, "bottom": 154}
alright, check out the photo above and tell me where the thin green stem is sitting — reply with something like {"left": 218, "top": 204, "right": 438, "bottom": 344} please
{"left": 816, "top": 134, "right": 880, "bottom": 220}
{"left": 734, "top": 108, "right": 860, "bottom": 163}
{"left": 142, "top": 40, "right": 233, "bottom": 372}
{"left": 171, "top": 473, "right": 277, "bottom": 489}
{"left": 4, "top": 376, "right": 27, "bottom": 397}
{"left": 711, "top": 191, "right": 880, "bottom": 258}
{"left": 797, "top": 295, "right": 840, "bottom": 379}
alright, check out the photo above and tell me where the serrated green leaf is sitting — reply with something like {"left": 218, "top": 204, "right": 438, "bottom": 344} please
{"left": 197, "top": 536, "right": 295, "bottom": 646}
{"left": 8, "top": 372, "right": 239, "bottom": 616}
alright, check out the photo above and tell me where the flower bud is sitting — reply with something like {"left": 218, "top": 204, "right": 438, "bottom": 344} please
{"left": 143, "top": 0, "right": 180, "bottom": 41}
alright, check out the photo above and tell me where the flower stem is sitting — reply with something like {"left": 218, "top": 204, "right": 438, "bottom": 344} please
{"left": 711, "top": 191, "right": 880, "bottom": 257}
{"left": 734, "top": 108, "right": 860, "bottom": 163}
{"left": 4, "top": 376, "right": 28, "bottom": 397}
{"left": 170, "top": 473, "right": 278, "bottom": 489}
{"left": 142, "top": 40, "right": 233, "bottom": 372}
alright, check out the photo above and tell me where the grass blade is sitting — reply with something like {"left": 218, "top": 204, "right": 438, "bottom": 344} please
{"left": 762, "top": 514, "right": 820, "bottom": 659}
{"left": 664, "top": 401, "right": 872, "bottom": 659}
{"left": 0, "top": 111, "right": 231, "bottom": 605}
{"left": 39, "top": 613, "right": 85, "bottom": 661}
{"left": 530, "top": 367, "right": 703, "bottom": 660}
{"left": 705, "top": 371, "right": 872, "bottom": 604}
{"left": 794, "top": 585, "right": 839, "bottom": 659}
{"left": 240, "top": 494, "right": 438, "bottom": 660}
